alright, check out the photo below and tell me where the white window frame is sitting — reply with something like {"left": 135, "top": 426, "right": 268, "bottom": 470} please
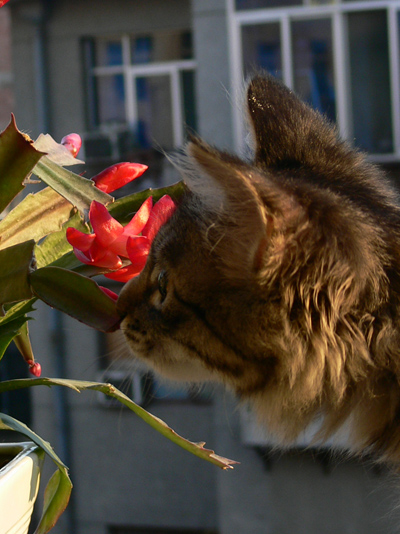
{"left": 91, "top": 34, "right": 196, "bottom": 149}
{"left": 226, "top": 0, "right": 400, "bottom": 162}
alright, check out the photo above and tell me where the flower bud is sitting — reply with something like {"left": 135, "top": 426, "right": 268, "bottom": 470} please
{"left": 27, "top": 360, "right": 42, "bottom": 377}
{"left": 61, "top": 133, "right": 82, "bottom": 158}
{"left": 92, "top": 162, "right": 148, "bottom": 193}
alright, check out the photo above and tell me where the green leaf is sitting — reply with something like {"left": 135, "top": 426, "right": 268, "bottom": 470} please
{"left": 0, "top": 240, "right": 35, "bottom": 305}
{"left": 29, "top": 266, "right": 120, "bottom": 332}
{"left": 0, "top": 187, "right": 75, "bottom": 251}
{"left": 35, "top": 468, "right": 72, "bottom": 534}
{"left": 109, "top": 181, "right": 185, "bottom": 224}
{"left": 0, "top": 316, "right": 30, "bottom": 361}
{"left": 34, "top": 212, "right": 86, "bottom": 269}
{"left": 0, "top": 412, "right": 72, "bottom": 534}
{"left": 0, "top": 299, "right": 37, "bottom": 324}
{"left": 0, "top": 116, "right": 45, "bottom": 213}
{"left": 0, "top": 300, "right": 36, "bottom": 361}
{"left": 33, "top": 156, "right": 113, "bottom": 215}
{"left": 0, "top": 378, "right": 238, "bottom": 470}
{"left": 12, "top": 321, "right": 35, "bottom": 364}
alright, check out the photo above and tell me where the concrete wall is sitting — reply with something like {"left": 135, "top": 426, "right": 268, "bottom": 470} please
{"left": 10, "top": 0, "right": 192, "bottom": 140}
{"left": 0, "top": 6, "right": 14, "bottom": 131}
{"left": 191, "top": 0, "right": 234, "bottom": 150}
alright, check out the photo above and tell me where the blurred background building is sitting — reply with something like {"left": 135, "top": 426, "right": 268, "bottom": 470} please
{"left": 2, "top": 0, "right": 400, "bottom": 533}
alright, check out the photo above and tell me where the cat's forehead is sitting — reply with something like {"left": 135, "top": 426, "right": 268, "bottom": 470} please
{"left": 151, "top": 197, "right": 207, "bottom": 266}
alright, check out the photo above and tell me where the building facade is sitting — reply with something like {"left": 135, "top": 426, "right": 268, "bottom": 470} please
{"left": 0, "top": 6, "right": 14, "bottom": 130}
{"left": 6, "top": 0, "right": 400, "bottom": 533}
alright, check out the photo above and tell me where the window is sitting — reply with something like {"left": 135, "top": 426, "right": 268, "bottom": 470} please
{"left": 236, "top": 0, "right": 301, "bottom": 9}
{"left": 230, "top": 0, "right": 400, "bottom": 159}
{"left": 348, "top": 10, "right": 392, "bottom": 153}
{"left": 83, "top": 30, "right": 196, "bottom": 167}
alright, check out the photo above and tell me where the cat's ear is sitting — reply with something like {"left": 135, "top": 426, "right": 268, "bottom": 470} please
{"left": 247, "top": 75, "right": 337, "bottom": 168}
{"left": 186, "top": 139, "right": 297, "bottom": 280}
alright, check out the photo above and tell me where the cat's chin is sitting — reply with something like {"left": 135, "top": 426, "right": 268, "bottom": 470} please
{"left": 125, "top": 338, "right": 216, "bottom": 383}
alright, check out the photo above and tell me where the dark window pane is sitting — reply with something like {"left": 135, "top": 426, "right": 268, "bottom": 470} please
{"left": 95, "top": 74, "right": 125, "bottom": 124}
{"left": 95, "top": 39, "right": 123, "bottom": 67}
{"left": 292, "top": 18, "right": 336, "bottom": 122}
{"left": 131, "top": 36, "right": 153, "bottom": 64}
{"left": 242, "top": 23, "right": 282, "bottom": 79}
{"left": 82, "top": 38, "right": 99, "bottom": 128}
{"left": 135, "top": 76, "right": 174, "bottom": 149}
{"left": 348, "top": 10, "right": 392, "bottom": 153}
{"left": 181, "top": 70, "right": 197, "bottom": 134}
{"left": 236, "top": 0, "right": 301, "bottom": 8}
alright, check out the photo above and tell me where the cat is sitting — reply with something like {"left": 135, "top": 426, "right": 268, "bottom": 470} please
{"left": 117, "top": 74, "right": 400, "bottom": 468}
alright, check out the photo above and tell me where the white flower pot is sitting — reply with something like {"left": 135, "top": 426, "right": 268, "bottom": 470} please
{"left": 0, "top": 442, "right": 44, "bottom": 534}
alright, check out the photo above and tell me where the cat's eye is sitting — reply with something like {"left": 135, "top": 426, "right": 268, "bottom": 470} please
{"left": 157, "top": 270, "right": 168, "bottom": 300}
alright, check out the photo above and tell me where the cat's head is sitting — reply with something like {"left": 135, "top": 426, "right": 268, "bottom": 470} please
{"left": 117, "top": 75, "right": 388, "bottom": 397}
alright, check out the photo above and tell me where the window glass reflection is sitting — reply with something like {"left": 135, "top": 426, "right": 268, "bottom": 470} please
{"left": 348, "top": 10, "right": 392, "bottom": 153}
{"left": 95, "top": 74, "right": 125, "bottom": 124}
{"left": 95, "top": 40, "right": 123, "bottom": 67}
{"left": 242, "top": 23, "right": 282, "bottom": 79}
{"left": 181, "top": 70, "right": 197, "bottom": 134}
{"left": 236, "top": 0, "right": 300, "bottom": 9}
{"left": 135, "top": 76, "right": 174, "bottom": 150}
{"left": 292, "top": 18, "right": 336, "bottom": 122}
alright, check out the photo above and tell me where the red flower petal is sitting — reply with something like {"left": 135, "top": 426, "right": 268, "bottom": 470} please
{"left": 142, "top": 195, "right": 177, "bottom": 242}
{"left": 66, "top": 227, "right": 96, "bottom": 252}
{"left": 123, "top": 196, "right": 153, "bottom": 236}
{"left": 126, "top": 236, "right": 151, "bottom": 264}
{"left": 108, "top": 197, "right": 153, "bottom": 257}
{"left": 92, "top": 162, "right": 148, "bottom": 193}
{"left": 73, "top": 246, "right": 123, "bottom": 270}
{"left": 61, "top": 133, "right": 82, "bottom": 158}
{"left": 89, "top": 201, "right": 124, "bottom": 248}
{"left": 108, "top": 234, "right": 129, "bottom": 257}
{"left": 104, "top": 261, "right": 146, "bottom": 282}
{"left": 99, "top": 286, "right": 119, "bottom": 301}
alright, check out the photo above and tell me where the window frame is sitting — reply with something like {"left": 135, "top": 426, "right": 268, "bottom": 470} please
{"left": 226, "top": 0, "right": 400, "bottom": 162}
{"left": 87, "top": 34, "right": 196, "bottom": 149}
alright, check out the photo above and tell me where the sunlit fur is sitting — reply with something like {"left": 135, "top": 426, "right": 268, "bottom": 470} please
{"left": 118, "top": 75, "right": 400, "bottom": 467}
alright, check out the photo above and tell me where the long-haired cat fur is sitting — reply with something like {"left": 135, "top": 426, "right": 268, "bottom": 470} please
{"left": 117, "top": 74, "right": 400, "bottom": 468}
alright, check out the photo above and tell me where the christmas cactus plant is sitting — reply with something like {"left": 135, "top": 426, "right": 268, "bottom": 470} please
{"left": 0, "top": 117, "right": 235, "bottom": 534}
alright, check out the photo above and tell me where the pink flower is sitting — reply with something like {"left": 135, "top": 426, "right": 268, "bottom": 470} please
{"left": 67, "top": 195, "right": 176, "bottom": 282}
{"left": 61, "top": 133, "right": 82, "bottom": 158}
{"left": 92, "top": 162, "right": 148, "bottom": 193}
{"left": 26, "top": 360, "right": 42, "bottom": 377}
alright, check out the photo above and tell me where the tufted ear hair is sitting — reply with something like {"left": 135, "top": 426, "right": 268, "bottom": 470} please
{"left": 185, "top": 138, "right": 299, "bottom": 281}
{"left": 247, "top": 75, "right": 339, "bottom": 169}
